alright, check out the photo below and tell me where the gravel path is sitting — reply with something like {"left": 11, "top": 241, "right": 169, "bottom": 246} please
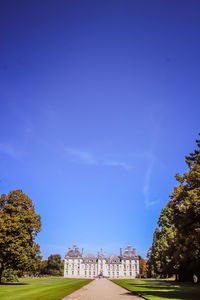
{"left": 62, "top": 278, "right": 142, "bottom": 300}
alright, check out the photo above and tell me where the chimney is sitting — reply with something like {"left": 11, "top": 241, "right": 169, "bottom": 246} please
{"left": 132, "top": 248, "right": 136, "bottom": 255}
{"left": 82, "top": 248, "right": 83, "bottom": 256}
{"left": 68, "top": 248, "right": 71, "bottom": 251}
{"left": 120, "top": 248, "right": 122, "bottom": 256}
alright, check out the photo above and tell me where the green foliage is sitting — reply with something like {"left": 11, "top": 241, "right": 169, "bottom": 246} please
{"left": 37, "top": 256, "right": 64, "bottom": 276}
{"left": 148, "top": 134, "right": 200, "bottom": 282}
{"left": 1, "top": 269, "right": 18, "bottom": 283}
{"left": 47, "top": 254, "right": 63, "bottom": 276}
{"left": 0, "top": 190, "right": 41, "bottom": 283}
{"left": 139, "top": 257, "right": 148, "bottom": 278}
{"left": 39, "top": 260, "right": 48, "bottom": 275}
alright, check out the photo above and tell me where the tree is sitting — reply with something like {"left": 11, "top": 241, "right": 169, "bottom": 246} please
{"left": 1, "top": 269, "right": 18, "bottom": 283}
{"left": 39, "top": 260, "right": 48, "bottom": 275}
{"left": 148, "top": 204, "right": 177, "bottom": 278}
{"left": 169, "top": 134, "right": 200, "bottom": 282}
{"left": 148, "top": 134, "right": 200, "bottom": 282}
{"left": 0, "top": 190, "right": 41, "bottom": 283}
{"left": 139, "top": 256, "right": 148, "bottom": 278}
{"left": 47, "top": 254, "right": 62, "bottom": 276}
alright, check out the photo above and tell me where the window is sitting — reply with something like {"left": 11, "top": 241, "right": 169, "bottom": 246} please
{"left": 72, "top": 271, "right": 74, "bottom": 275}
{"left": 78, "top": 271, "right": 79, "bottom": 275}
{"left": 130, "top": 272, "right": 132, "bottom": 276}
{"left": 85, "top": 271, "right": 87, "bottom": 276}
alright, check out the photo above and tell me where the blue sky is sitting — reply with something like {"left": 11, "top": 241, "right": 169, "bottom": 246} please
{"left": 0, "top": 0, "right": 200, "bottom": 259}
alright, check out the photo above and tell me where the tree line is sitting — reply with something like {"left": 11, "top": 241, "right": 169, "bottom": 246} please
{"left": 148, "top": 134, "right": 200, "bottom": 283}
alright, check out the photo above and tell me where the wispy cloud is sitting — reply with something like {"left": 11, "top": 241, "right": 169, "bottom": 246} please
{"left": 0, "top": 143, "right": 21, "bottom": 159}
{"left": 143, "top": 157, "right": 158, "bottom": 207}
{"left": 25, "top": 127, "right": 32, "bottom": 135}
{"left": 65, "top": 148, "right": 97, "bottom": 165}
{"left": 143, "top": 128, "right": 160, "bottom": 207}
{"left": 103, "top": 160, "right": 132, "bottom": 171}
{"left": 65, "top": 147, "right": 131, "bottom": 171}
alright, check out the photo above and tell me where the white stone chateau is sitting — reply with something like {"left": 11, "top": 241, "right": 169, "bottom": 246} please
{"left": 64, "top": 245, "right": 140, "bottom": 279}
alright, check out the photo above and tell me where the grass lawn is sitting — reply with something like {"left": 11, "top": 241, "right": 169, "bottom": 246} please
{"left": 0, "top": 277, "right": 92, "bottom": 300}
{"left": 112, "top": 278, "right": 200, "bottom": 300}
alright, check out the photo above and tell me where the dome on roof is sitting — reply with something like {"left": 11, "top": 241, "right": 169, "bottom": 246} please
{"left": 86, "top": 253, "right": 95, "bottom": 258}
{"left": 108, "top": 254, "right": 120, "bottom": 263}
{"left": 123, "top": 246, "right": 137, "bottom": 258}
{"left": 83, "top": 253, "right": 96, "bottom": 262}
{"left": 66, "top": 248, "right": 81, "bottom": 258}
{"left": 124, "top": 251, "right": 132, "bottom": 256}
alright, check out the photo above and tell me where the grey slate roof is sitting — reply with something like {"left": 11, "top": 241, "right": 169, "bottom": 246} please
{"left": 107, "top": 254, "right": 120, "bottom": 263}
{"left": 65, "top": 245, "right": 139, "bottom": 260}
{"left": 83, "top": 253, "right": 97, "bottom": 263}
{"left": 121, "top": 246, "right": 139, "bottom": 260}
{"left": 65, "top": 246, "right": 82, "bottom": 258}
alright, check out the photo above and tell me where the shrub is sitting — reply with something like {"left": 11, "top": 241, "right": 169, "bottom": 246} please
{"left": 2, "top": 269, "right": 18, "bottom": 283}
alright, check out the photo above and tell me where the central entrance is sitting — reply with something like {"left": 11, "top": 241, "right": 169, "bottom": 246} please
{"left": 98, "top": 271, "right": 103, "bottom": 278}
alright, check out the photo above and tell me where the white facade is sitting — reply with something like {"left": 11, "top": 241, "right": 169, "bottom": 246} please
{"left": 64, "top": 245, "right": 139, "bottom": 279}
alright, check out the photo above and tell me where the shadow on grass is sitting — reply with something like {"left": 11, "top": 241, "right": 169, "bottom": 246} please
{"left": 120, "top": 291, "right": 143, "bottom": 297}
{"left": 0, "top": 282, "right": 29, "bottom": 286}
{"left": 116, "top": 279, "right": 200, "bottom": 300}
{"left": 132, "top": 290, "right": 200, "bottom": 300}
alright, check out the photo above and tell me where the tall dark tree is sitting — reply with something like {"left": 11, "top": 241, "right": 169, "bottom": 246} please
{"left": 148, "top": 134, "right": 200, "bottom": 282}
{"left": 47, "top": 254, "right": 62, "bottom": 276}
{"left": 170, "top": 134, "right": 200, "bottom": 281}
{"left": 148, "top": 205, "right": 176, "bottom": 278}
{"left": 39, "top": 260, "right": 48, "bottom": 275}
{"left": 0, "top": 190, "right": 41, "bottom": 283}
